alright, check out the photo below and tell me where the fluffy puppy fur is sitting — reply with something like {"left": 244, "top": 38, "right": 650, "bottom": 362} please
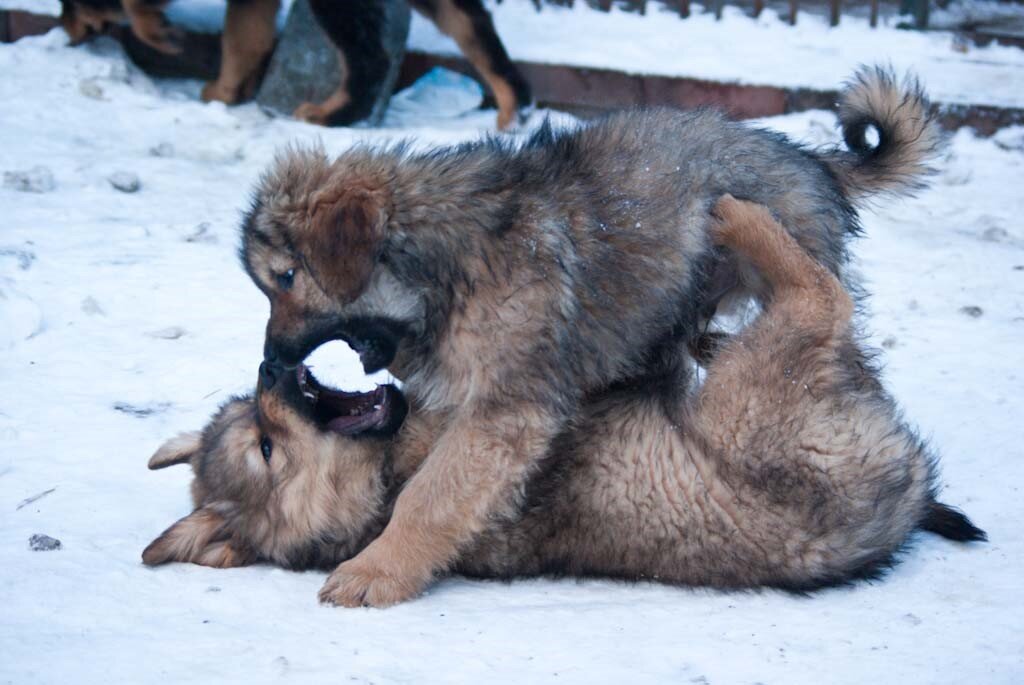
{"left": 238, "top": 67, "right": 941, "bottom": 606}
{"left": 145, "top": 196, "right": 984, "bottom": 598}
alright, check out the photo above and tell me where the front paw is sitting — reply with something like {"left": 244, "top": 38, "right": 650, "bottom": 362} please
{"left": 129, "top": 16, "right": 184, "bottom": 55}
{"left": 293, "top": 102, "right": 331, "bottom": 126}
{"left": 318, "top": 556, "right": 427, "bottom": 608}
{"left": 201, "top": 80, "right": 240, "bottom": 105}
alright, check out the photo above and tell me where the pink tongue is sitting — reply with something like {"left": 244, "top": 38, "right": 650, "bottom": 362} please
{"left": 327, "top": 411, "right": 380, "bottom": 435}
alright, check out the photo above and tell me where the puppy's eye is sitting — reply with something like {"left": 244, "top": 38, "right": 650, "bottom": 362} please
{"left": 275, "top": 269, "right": 295, "bottom": 291}
{"left": 260, "top": 436, "right": 273, "bottom": 463}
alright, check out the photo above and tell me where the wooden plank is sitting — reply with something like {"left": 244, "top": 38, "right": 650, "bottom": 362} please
{"left": 960, "top": 28, "right": 1024, "bottom": 50}
{"left": 618, "top": 0, "right": 648, "bottom": 14}
{"left": 118, "top": 25, "right": 221, "bottom": 80}
{"left": 935, "top": 102, "right": 1024, "bottom": 136}
{"left": 2, "top": 10, "right": 59, "bottom": 42}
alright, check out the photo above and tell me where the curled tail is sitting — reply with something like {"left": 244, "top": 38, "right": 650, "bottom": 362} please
{"left": 920, "top": 501, "right": 987, "bottom": 543}
{"left": 823, "top": 66, "right": 943, "bottom": 201}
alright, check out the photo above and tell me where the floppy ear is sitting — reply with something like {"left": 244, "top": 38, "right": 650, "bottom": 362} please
{"left": 304, "top": 187, "right": 388, "bottom": 302}
{"left": 148, "top": 431, "right": 202, "bottom": 470}
{"left": 141, "top": 506, "right": 253, "bottom": 568}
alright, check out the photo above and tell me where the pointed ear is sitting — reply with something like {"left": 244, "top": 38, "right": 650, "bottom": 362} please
{"left": 148, "top": 431, "right": 202, "bottom": 470}
{"left": 304, "top": 187, "right": 388, "bottom": 303}
{"left": 142, "top": 506, "right": 254, "bottom": 568}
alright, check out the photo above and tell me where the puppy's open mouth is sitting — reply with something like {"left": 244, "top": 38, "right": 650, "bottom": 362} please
{"left": 295, "top": 365, "right": 405, "bottom": 437}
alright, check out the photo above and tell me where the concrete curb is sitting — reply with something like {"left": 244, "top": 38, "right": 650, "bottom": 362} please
{"left": 399, "top": 51, "right": 1024, "bottom": 135}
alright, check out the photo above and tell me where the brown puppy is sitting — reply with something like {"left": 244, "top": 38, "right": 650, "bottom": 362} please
{"left": 145, "top": 196, "right": 984, "bottom": 596}
{"left": 241, "top": 68, "right": 941, "bottom": 606}
{"left": 59, "top": 0, "right": 531, "bottom": 129}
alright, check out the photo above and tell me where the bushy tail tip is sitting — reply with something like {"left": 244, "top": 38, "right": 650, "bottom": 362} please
{"left": 826, "top": 65, "right": 943, "bottom": 201}
{"left": 921, "top": 501, "right": 987, "bottom": 543}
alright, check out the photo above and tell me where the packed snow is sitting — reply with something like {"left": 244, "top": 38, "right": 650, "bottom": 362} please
{"left": 1, "top": 20, "right": 1023, "bottom": 685}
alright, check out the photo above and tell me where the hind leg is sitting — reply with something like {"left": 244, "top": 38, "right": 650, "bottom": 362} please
{"left": 123, "top": 0, "right": 182, "bottom": 54}
{"left": 201, "top": 0, "right": 280, "bottom": 105}
{"left": 410, "top": 0, "right": 531, "bottom": 130}
{"left": 692, "top": 196, "right": 947, "bottom": 581}
{"left": 297, "top": 0, "right": 390, "bottom": 126}
{"left": 60, "top": 0, "right": 125, "bottom": 46}
{"left": 692, "top": 196, "right": 854, "bottom": 444}
{"left": 710, "top": 195, "right": 852, "bottom": 345}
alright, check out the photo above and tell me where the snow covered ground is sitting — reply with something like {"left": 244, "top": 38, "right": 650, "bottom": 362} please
{"left": 2, "top": 24, "right": 1023, "bottom": 685}
{"left": 13, "top": 0, "right": 1024, "bottom": 108}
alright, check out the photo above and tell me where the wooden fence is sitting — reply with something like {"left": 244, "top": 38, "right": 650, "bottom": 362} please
{"left": 530, "top": 0, "right": 938, "bottom": 29}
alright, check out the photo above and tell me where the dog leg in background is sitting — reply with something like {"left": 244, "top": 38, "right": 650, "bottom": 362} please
{"left": 410, "top": 0, "right": 531, "bottom": 130}
{"left": 201, "top": 0, "right": 280, "bottom": 104}
{"left": 296, "top": 0, "right": 391, "bottom": 126}
{"left": 59, "top": 0, "right": 124, "bottom": 46}
{"left": 122, "top": 0, "right": 182, "bottom": 53}
{"left": 292, "top": 49, "right": 354, "bottom": 125}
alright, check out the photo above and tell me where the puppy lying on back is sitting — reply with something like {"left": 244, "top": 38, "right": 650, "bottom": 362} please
{"left": 240, "top": 67, "right": 942, "bottom": 606}
{"left": 144, "top": 197, "right": 984, "bottom": 596}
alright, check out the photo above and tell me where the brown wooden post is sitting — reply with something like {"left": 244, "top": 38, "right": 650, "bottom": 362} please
{"left": 618, "top": 0, "right": 647, "bottom": 13}
{"left": 714, "top": 0, "right": 725, "bottom": 20}
{"left": 869, "top": 0, "right": 879, "bottom": 26}
{"left": 829, "top": 0, "right": 840, "bottom": 26}
{"left": 789, "top": 0, "right": 798, "bottom": 24}
{"left": 900, "top": 0, "right": 929, "bottom": 28}
{"left": 753, "top": 0, "right": 765, "bottom": 18}
{"left": 915, "top": 0, "right": 929, "bottom": 28}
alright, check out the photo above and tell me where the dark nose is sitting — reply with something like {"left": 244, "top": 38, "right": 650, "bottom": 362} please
{"left": 258, "top": 361, "right": 278, "bottom": 390}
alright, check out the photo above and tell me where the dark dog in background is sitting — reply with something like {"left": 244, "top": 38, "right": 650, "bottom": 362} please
{"left": 239, "top": 68, "right": 941, "bottom": 606}
{"left": 59, "top": 0, "right": 532, "bottom": 129}
{"left": 142, "top": 196, "right": 984, "bottom": 599}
